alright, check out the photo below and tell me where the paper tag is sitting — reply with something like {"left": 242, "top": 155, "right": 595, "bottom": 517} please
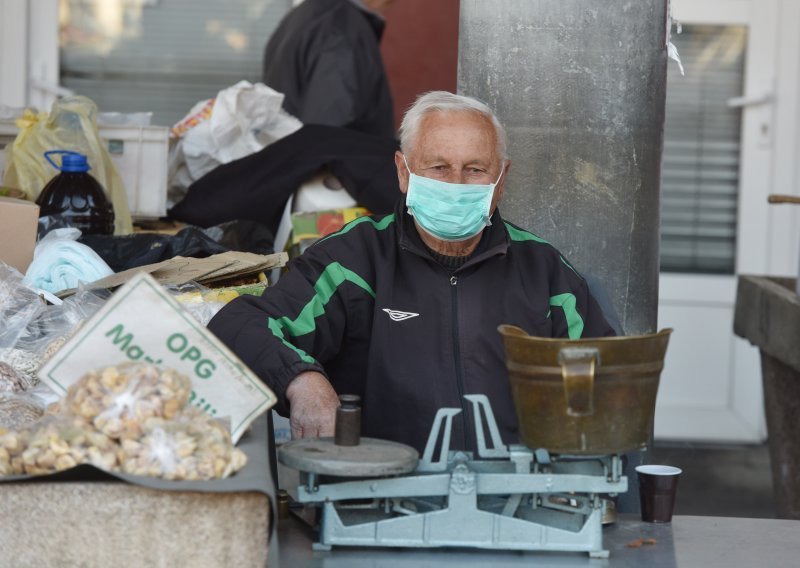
{"left": 38, "top": 272, "right": 276, "bottom": 443}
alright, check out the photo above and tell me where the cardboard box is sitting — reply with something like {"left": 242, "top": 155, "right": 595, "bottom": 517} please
{"left": 0, "top": 196, "right": 39, "bottom": 274}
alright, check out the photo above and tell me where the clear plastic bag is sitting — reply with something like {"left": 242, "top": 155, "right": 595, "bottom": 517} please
{"left": 0, "top": 424, "right": 30, "bottom": 475}
{"left": 17, "top": 414, "right": 117, "bottom": 475}
{"left": 1, "top": 283, "right": 108, "bottom": 387}
{"left": 0, "top": 361, "right": 247, "bottom": 481}
{"left": 165, "top": 281, "right": 227, "bottom": 326}
{"left": 0, "top": 361, "right": 31, "bottom": 393}
{"left": 0, "top": 348, "right": 39, "bottom": 389}
{"left": 0, "top": 412, "right": 117, "bottom": 477}
{"left": 118, "top": 406, "right": 246, "bottom": 481}
{"left": 62, "top": 362, "right": 193, "bottom": 439}
{"left": 0, "top": 391, "right": 44, "bottom": 431}
{"left": 16, "top": 286, "right": 109, "bottom": 364}
{"left": 0, "top": 263, "right": 45, "bottom": 351}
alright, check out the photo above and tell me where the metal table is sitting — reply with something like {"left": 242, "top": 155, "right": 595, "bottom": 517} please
{"left": 278, "top": 514, "right": 800, "bottom": 567}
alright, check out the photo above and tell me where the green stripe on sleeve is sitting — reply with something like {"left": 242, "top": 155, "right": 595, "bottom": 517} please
{"left": 267, "top": 262, "right": 377, "bottom": 363}
{"left": 268, "top": 318, "right": 317, "bottom": 364}
{"left": 549, "top": 292, "right": 584, "bottom": 339}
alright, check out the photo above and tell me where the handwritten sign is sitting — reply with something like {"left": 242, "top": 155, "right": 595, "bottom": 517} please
{"left": 38, "top": 272, "right": 276, "bottom": 443}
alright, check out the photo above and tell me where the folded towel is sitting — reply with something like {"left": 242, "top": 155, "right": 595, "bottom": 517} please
{"left": 24, "top": 228, "right": 113, "bottom": 293}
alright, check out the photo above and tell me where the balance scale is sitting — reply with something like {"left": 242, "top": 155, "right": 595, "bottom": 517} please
{"left": 278, "top": 394, "right": 627, "bottom": 558}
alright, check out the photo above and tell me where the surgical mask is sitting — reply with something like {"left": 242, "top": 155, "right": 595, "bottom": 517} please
{"left": 403, "top": 155, "right": 504, "bottom": 242}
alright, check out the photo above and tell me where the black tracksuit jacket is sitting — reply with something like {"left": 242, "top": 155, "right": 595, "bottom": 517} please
{"left": 262, "top": 0, "right": 394, "bottom": 139}
{"left": 208, "top": 200, "right": 615, "bottom": 452}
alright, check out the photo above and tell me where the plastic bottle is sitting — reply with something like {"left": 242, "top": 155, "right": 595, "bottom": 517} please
{"left": 36, "top": 150, "right": 114, "bottom": 235}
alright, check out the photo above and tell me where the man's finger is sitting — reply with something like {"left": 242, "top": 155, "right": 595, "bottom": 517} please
{"left": 291, "top": 425, "right": 303, "bottom": 439}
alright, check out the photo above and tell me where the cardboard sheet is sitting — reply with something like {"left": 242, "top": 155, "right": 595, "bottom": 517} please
{"left": 57, "top": 250, "right": 288, "bottom": 297}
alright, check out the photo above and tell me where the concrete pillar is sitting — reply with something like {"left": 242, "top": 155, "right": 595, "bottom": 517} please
{"left": 458, "top": 0, "right": 668, "bottom": 335}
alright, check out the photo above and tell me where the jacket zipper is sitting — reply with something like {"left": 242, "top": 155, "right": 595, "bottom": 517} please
{"left": 450, "top": 274, "right": 472, "bottom": 451}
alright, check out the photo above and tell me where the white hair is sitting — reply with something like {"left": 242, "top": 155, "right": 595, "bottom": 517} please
{"left": 399, "top": 91, "right": 508, "bottom": 161}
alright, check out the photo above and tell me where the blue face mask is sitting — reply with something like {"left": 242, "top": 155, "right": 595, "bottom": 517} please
{"left": 404, "top": 155, "right": 504, "bottom": 242}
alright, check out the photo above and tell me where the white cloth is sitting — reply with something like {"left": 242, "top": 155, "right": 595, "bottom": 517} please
{"left": 24, "top": 228, "right": 113, "bottom": 293}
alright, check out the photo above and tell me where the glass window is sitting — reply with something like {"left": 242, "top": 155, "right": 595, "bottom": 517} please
{"left": 58, "top": 0, "right": 291, "bottom": 126}
{"left": 660, "top": 25, "right": 747, "bottom": 274}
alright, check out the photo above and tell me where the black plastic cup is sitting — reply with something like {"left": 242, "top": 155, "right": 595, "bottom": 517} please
{"left": 636, "top": 465, "right": 682, "bottom": 523}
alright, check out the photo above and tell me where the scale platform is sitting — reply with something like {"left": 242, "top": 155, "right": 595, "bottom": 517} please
{"left": 278, "top": 395, "right": 627, "bottom": 558}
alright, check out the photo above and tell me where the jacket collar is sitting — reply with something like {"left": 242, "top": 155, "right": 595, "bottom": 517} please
{"left": 348, "top": 0, "right": 386, "bottom": 40}
{"left": 395, "top": 198, "right": 510, "bottom": 269}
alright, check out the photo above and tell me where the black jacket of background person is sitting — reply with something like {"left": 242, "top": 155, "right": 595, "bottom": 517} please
{"left": 262, "top": 0, "right": 395, "bottom": 139}
{"left": 208, "top": 200, "right": 616, "bottom": 453}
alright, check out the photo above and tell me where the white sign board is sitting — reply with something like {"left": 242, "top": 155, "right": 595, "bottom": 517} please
{"left": 38, "top": 272, "right": 276, "bottom": 443}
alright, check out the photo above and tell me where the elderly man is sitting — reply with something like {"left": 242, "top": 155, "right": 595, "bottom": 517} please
{"left": 208, "top": 91, "right": 615, "bottom": 453}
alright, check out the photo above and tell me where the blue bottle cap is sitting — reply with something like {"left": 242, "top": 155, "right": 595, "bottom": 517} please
{"left": 44, "top": 150, "right": 91, "bottom": 173}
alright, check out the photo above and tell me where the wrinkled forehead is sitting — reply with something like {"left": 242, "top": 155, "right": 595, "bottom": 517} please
{"left": 418, "top": 108, "right": 496, "bottom": 134}
{"left": 408, "top": 111, "right": 499, "bottom": 161}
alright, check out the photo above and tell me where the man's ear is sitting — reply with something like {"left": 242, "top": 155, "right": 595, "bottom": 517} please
{"left": 395, "top": 151, "right": 409, "bottom": 195}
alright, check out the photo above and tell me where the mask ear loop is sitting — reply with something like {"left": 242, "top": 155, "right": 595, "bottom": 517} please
{"left": 492, "top": 161, "right": 506, "bottom": 186}
{"left": 402, "top": 154, "right": 418, "bottom": 219}
{"left": 402, "top": 153, "right": 413, "bottom": 175}
{"left": 486, "top": 161, "right": 507, "bottom": 227}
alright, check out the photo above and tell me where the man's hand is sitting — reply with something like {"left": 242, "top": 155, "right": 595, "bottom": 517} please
{"left": 285, "top": 371, "right": 339, "bottom": 439}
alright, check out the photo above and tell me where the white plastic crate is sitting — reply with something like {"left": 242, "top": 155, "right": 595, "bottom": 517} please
{"left": 0, "top": 120, "right": 169, "bottom": 219}
{"left": 100, "top": 124, "right": 169, "bottom": 218}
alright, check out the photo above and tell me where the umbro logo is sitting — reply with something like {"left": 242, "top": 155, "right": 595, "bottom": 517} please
{"left": 382, "top": 308, "right": 420, "bottom": 322}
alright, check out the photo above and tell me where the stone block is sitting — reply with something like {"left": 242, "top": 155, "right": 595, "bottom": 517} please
{"left": 0, "top": 482, "right": 270, "bottom": 567}
{"left": 0, "top": 414, "right": 275, "bottom": 565}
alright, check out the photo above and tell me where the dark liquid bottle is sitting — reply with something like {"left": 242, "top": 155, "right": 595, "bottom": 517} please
{"left": 36, "top": 150, "right": 114, "bottom": 235}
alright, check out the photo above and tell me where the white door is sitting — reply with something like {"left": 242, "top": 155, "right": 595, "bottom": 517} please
{"left": 0, "top": 0, "right": 60, "bottom": 111}
{"left": 655, "top": 0, "right": 800, "bottom": 442}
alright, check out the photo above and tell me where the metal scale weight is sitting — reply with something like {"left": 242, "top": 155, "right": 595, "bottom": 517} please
{"left": 278, "top": 325, "right": 672, "bottom": 558}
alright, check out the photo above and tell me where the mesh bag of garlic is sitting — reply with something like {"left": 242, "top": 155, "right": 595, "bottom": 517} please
{"left": 1, "top": 363, "right": 247, "bottom": 480}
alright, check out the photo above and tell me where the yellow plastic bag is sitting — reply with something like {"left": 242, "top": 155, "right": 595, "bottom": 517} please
{"left": 3, "top": 96, "right": 132, "bottom": 235}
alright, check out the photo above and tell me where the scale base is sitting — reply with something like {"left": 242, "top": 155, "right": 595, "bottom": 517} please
{"left": 311, "top": 498, "right": 610, "bottom": 558}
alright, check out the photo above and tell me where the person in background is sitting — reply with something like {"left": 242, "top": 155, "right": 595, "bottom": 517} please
{"left": 262, "top": 0, "right": 396, "bottom": 139}
{"left": 208, "top": 91, "right": 615, "bottom": 453}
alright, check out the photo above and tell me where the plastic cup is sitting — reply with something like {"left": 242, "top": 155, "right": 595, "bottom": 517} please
{"left": 635, "top": 464, "right": 682, "bottom": 523}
